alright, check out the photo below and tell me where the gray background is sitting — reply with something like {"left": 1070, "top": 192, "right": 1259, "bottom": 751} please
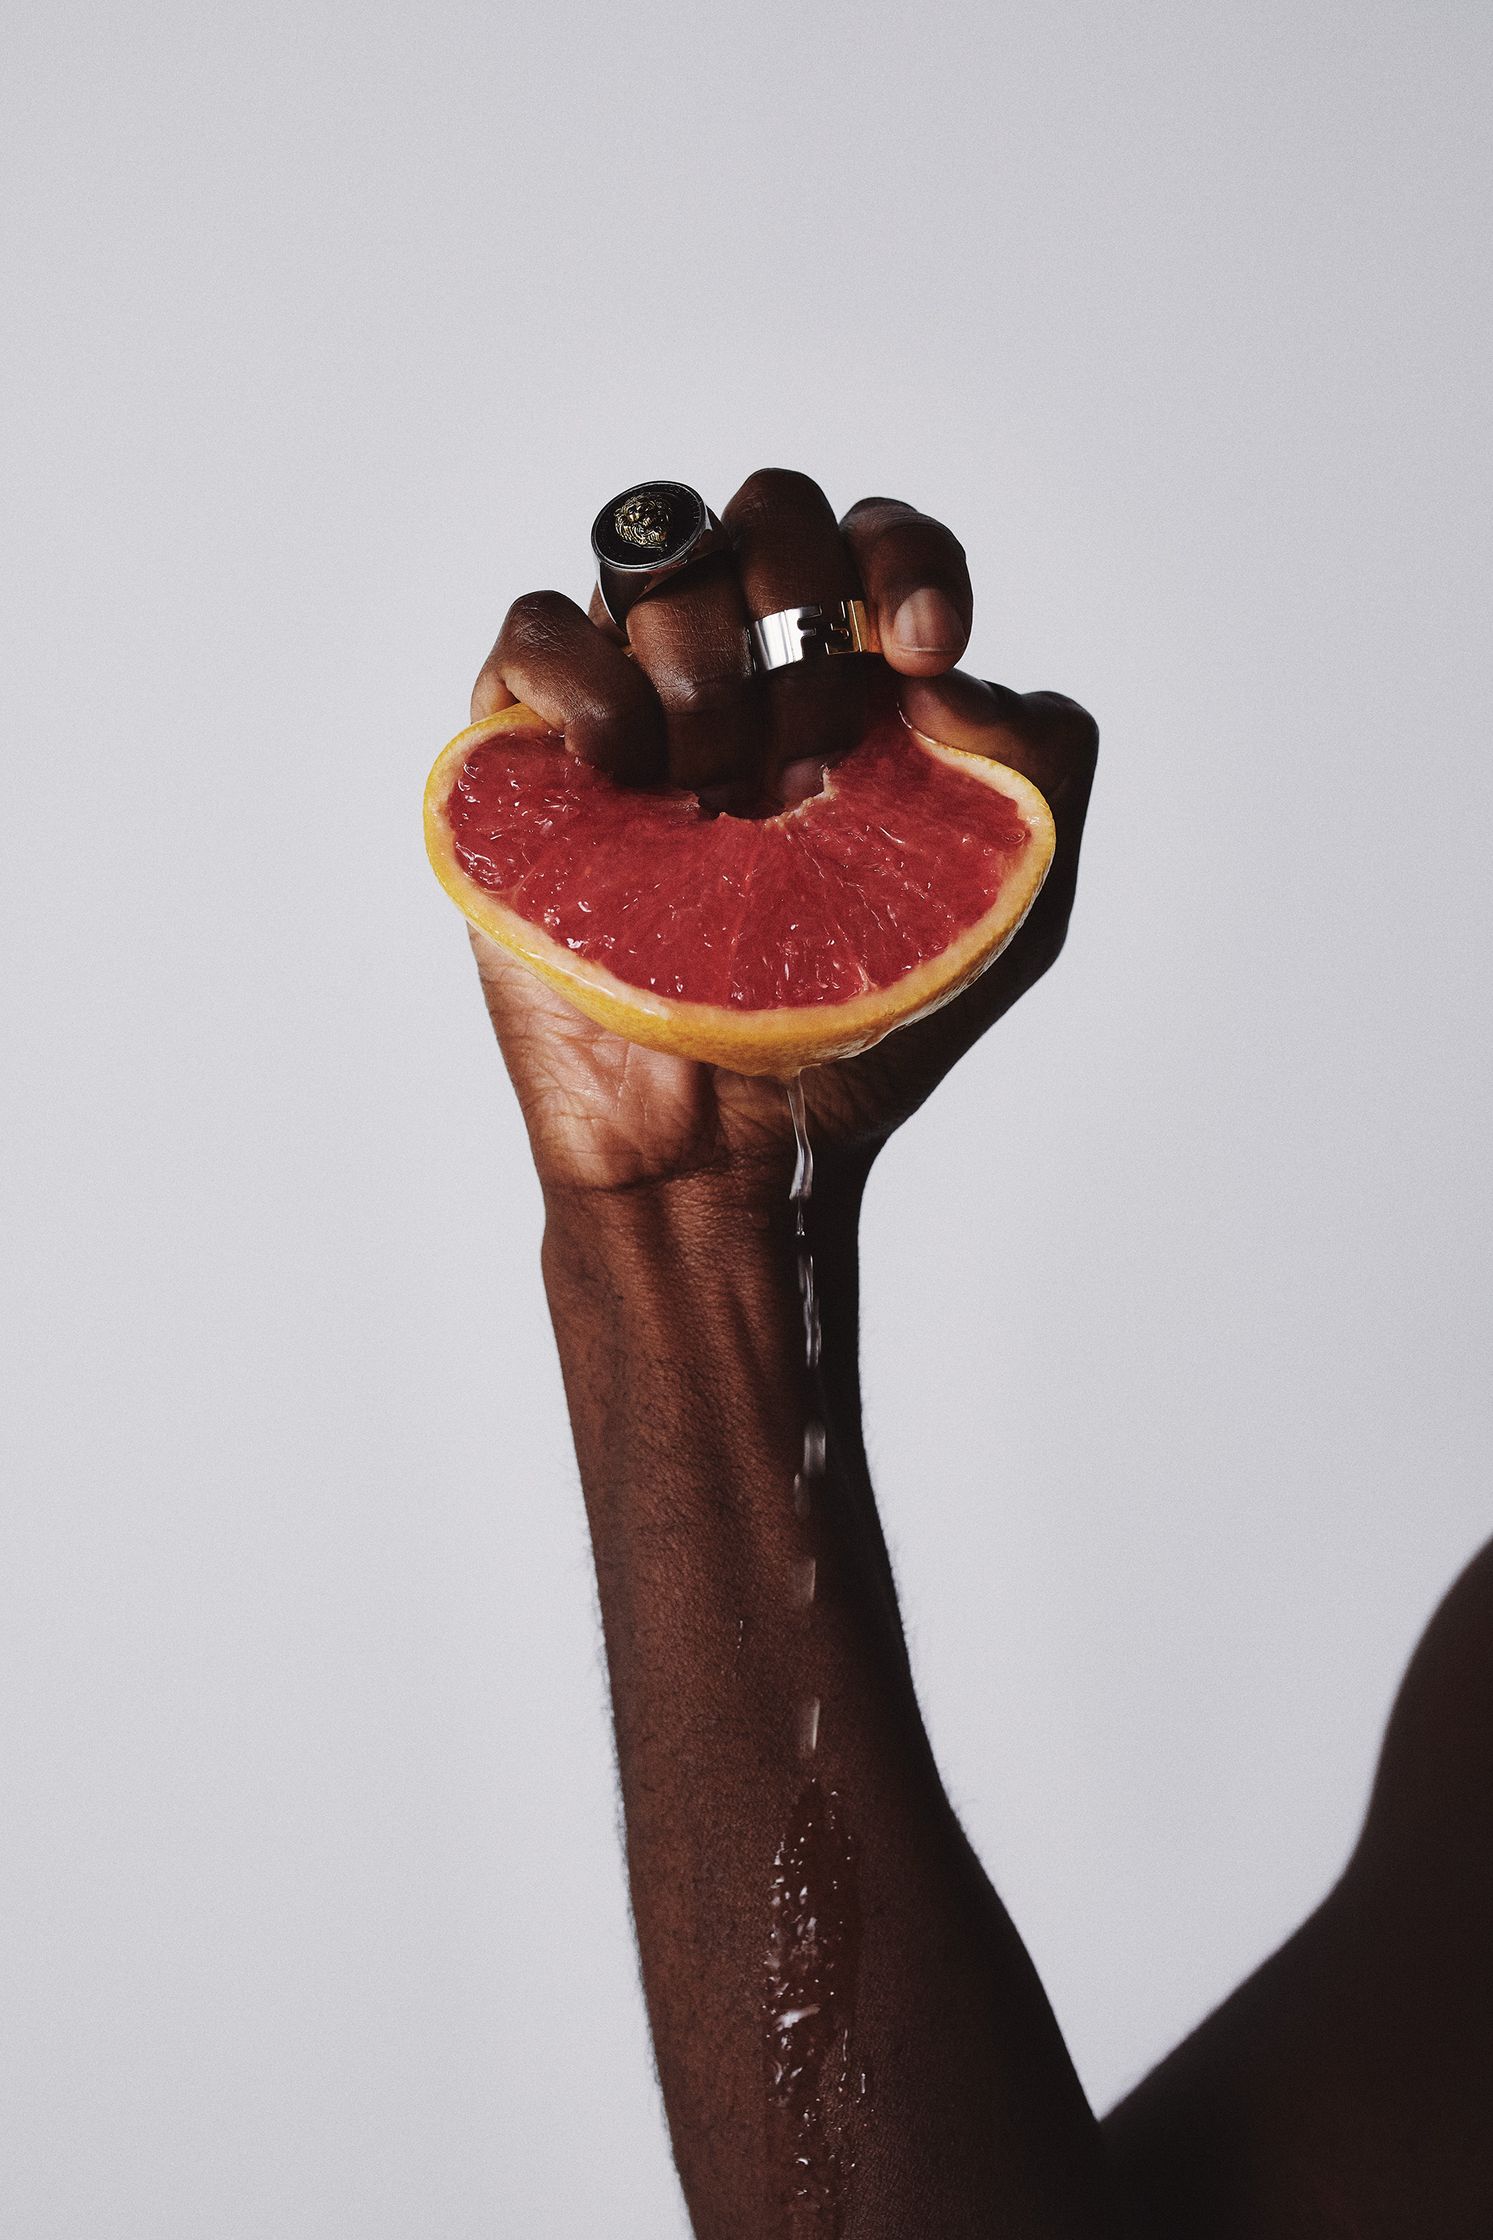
{"left": 3, "top": 2, "right": 1490, "bottom": 2232}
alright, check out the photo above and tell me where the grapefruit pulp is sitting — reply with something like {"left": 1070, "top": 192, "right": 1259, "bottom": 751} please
{"left": 424, "top": 703, "right": 1055, "bottom": 1076}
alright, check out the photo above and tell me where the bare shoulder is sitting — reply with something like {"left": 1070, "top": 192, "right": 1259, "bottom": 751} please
{"left": 1104, "top": 1536, "right": 1493, "bottom": 2239}
{"left": 1358, "top": 1535, "right": 1493, "bottom": 1870}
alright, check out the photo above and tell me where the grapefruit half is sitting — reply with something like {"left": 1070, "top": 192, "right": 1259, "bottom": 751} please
{"left": 424, "top": 703, "right": 1055, "bottom": 1076}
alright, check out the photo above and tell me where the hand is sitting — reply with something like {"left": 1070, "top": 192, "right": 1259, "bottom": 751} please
{"left": 465, "top": 470, "right": 1098, "bottom": 1197}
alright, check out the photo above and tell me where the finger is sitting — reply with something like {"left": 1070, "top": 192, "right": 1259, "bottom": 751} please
{"left": 900, "top": 671, "right": 1099, "bottom": 943}
{"left": 475, "top": 590, "right": 665, "bottom": 784}
{"left": 899, "top": 672, "right": 1097, "bottom": 807}
{"left": 860, "top": 674, "right": 1101, "bottom": 1088}
{"left": 840, "top": 497, "right": 972, "bottom": 676}
{"left": 470, "top": 666, "right": 516, "bottom": 722}
{"left": 589, "top": 555, "right": 761, "bottom": 800}
{"left": 722, "top": 468, "right": 877, "bottom": 801}
{"left": 618, "top": 552, "right": 763, "bottom": 800}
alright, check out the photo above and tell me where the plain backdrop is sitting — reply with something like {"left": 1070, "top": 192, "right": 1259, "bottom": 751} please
{"left": 2, "top": 2, "right": 1490, "bottom": 2233}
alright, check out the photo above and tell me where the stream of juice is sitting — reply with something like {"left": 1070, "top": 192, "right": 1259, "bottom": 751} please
{"left": 762, "top": 1077, "right": 862, "bottom": 2238}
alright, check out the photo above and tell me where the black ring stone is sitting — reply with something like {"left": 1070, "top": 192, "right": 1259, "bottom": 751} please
{"left": 591, "top": 482, "right": 709, "bottom": 574}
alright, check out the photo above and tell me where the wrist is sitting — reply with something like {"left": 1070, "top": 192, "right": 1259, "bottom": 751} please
{"left": 540, "top": 1139, "right": 874, "bottom": 1266}
{"left": 540, "top": 1147, "right": 873, "bottom": 1495}
{"left": 542, "top": 1159, "right": 781, "bottom": 1256}
{"left": 540, "top": 1169, "right": 789, "bottom": 1356}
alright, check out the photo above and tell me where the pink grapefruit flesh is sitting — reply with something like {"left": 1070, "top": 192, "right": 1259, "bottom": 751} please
{"left": 424, "top": 703, "right": 1054, "bottom": 1076}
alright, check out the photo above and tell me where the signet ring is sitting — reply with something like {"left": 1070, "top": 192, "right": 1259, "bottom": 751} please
{"left": 592, "top": 482, "right": 731, "bottom": 629}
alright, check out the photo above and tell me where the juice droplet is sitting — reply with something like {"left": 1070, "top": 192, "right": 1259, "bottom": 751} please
{"left": 764, "top": 1779, "right": 861, "bottom": 2235}
{"left": 785, "top": 1076, "right": 822, "bottom": 1371}
{"left": 798, "top": 1245, "right": 822, "bottom": 1370}
{"left": 797, "top": 1696, "right": 821, "bottom": 1760}
{"left": 786, "top": 1073, "right": 814, "bottom": 1231}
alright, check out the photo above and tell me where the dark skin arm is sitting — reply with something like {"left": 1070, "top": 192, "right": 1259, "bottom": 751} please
{"left": 1105, "top": 1536, "right": 1493, "bottom": 2239}
{"left": 540, "top": 1171, "right": 1107, "bottom": 2237}
{"left": 462, "top": 469, "right": 1492, "bottom": 2236}
{"left": 470, "top": 471, "right": 1106, "bottom": 2237}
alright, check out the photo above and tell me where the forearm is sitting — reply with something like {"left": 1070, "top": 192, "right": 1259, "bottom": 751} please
{"left": 542, "top": 1156, "right": 1108, "bottom": 2239}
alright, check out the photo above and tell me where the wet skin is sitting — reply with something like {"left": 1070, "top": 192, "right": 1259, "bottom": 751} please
{"left": 465, "top": 468, "right": 1493, "bottom": 2236}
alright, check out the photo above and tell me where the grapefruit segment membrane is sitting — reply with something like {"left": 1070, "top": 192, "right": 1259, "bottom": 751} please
{"left": 424, "top": 702, "right": 1055, "bottom": 1076}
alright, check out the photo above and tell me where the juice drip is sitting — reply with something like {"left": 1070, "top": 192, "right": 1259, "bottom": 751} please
{"left": 795, "top": 1422, "right": 827, "bottom": 1519}
{"left": 786, "top": 1074, "right": 822, "bottom": 1372}
{"left": 766, "top": 1079, "right": 861, "bottom": 2233}
{"left": 764, "top": 1778, "right": 861, "bottom": 2238}
{"left": 787, "top": 1075, "right": 826, "bottom": 1757}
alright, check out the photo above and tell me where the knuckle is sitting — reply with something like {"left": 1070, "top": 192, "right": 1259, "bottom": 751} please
{"left": 846, "top": 490, "right": 917, "bottom": 542}
{"left": 897, "top": 515, "right": 966, "bottom": 569}
{"left": 502, "top": 587, "right": 574, "bottom": 645}
{"left": 567, "top": 689, "right": 619, "bottom": 737}
{"left": 843, "top": 494, "right": 920, "bottom": 535}
{"left": 1029, "top": 691, "right": 1100, "bottom": 762}
{"left": 731, "top": 466, "right": 829, "bottom": 523}
{"left": 568, "top": 690, "right": 660, "bottom": 771}
{"left": 661, "top": 666, "right": 752, "bottom": 724}
{"left": 853, "top": 505, "right": 968, "bottom": 584}
{"left": 572, "top": 672, "right": 651, "bottom": 736}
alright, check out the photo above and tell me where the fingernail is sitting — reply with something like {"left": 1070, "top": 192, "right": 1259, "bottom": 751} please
{"left": 890, "top": 588, "right": 964, "bottom": 657}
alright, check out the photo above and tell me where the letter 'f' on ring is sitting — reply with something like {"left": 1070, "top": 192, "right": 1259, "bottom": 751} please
{"left": 751, "top": 601, "right": 881, "bottom": 672}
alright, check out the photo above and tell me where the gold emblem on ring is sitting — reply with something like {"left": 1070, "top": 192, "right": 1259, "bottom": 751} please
{"left": 614, "top": 491, "right": 675, "bottom": 551}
